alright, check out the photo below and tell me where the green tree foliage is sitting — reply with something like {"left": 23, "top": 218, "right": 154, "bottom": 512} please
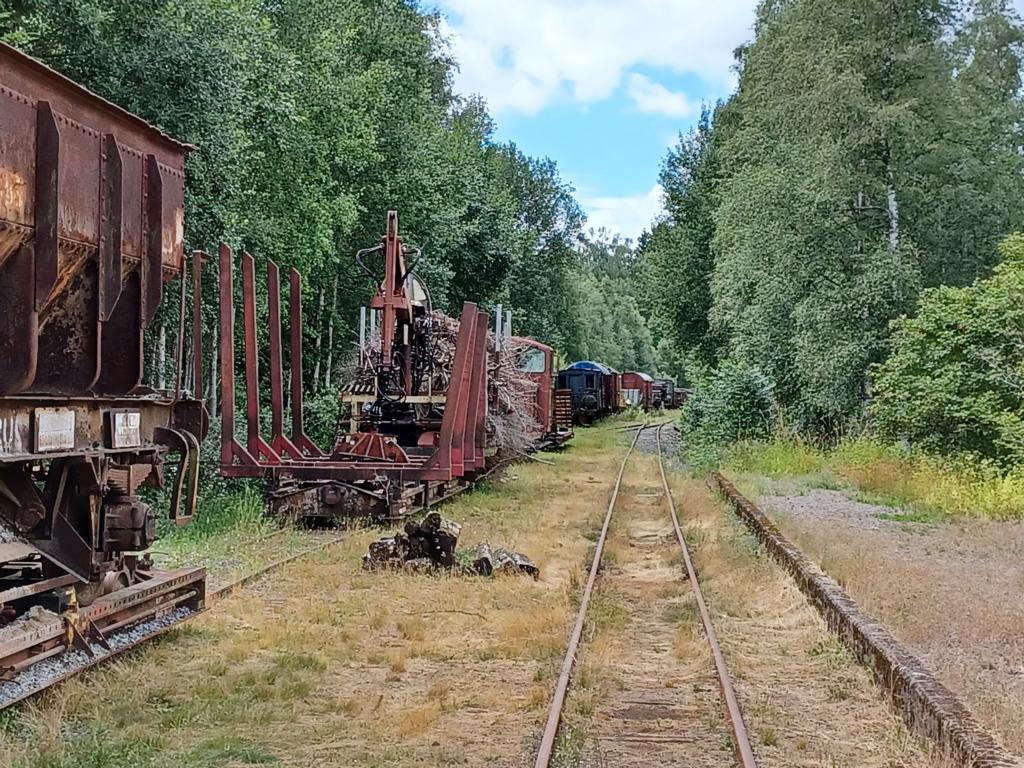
{"left": 639, "top": 107, "right": 723, "bottom": 371}
{"left": 0, "top": 0, "right": 584, "bottom": 403}
{"left": 678, "top": 362, "right": 777, "bottom": 469}
{"left": 644, "top": 0, "right": 1024, "bottom": 437}
{"left": 572, "top": 232, "right": 661, "bottom": 373}
{"left": 871, "top": 234, "right": 1024, "bottom": 466}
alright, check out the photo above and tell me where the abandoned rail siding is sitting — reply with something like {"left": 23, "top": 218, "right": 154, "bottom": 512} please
{"left": 710, "top": 473, "right": 1021, "bottom": 768}
{"left": 534, "top": 423, "right": 757, "bottom": 768}
{"left": 0, "top": 36, "right": 1019, "bottom": 768}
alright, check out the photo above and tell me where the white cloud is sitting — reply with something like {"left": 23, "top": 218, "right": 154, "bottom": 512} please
{"left": 627, "top": 73, "right": 695, "bottom": 117}
{"left": 437, "top": 0, "right": 756, "bottom": 114}
{"left": 581, "top": 185, "right": 665, "bottom": 242}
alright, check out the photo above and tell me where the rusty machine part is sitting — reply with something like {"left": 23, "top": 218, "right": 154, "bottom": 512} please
{"left": 534, "top": 423, "right": 757, "bottom": 768}
{"left": 0, "top": 43, "right": 207, "bottom": 686}
{"left": 219, "top": 212, "right": 491, "bottom": 522}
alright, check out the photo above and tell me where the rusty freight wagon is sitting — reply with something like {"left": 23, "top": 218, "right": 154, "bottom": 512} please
{"left": 652, "top": 378, "right": 677, "bottom": 409}
{"left": 509, "top": 337, "right": 573, "bottom": 449}
{"left": 0, "top": 43, "right": 207, "bottom": 691}
{"left": 621, "top": 371, "right": 654, "bottom": 410}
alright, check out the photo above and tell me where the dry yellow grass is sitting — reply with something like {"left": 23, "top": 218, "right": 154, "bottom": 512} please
{"left": 0, "top": 422, "right": 632, "bottom": 768}
{"left": 672, "top": 475, "right": 946, "bottom": 767}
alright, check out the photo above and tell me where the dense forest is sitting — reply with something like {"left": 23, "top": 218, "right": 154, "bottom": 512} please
{"left": 0, "top": 0, "right": 687, "bottom": 397}
{"left": 0, "top": 0, "right": 591, "bottom": 401}
{"left": 641, "top": 0, "right": 1024, "bottom": 471}
{"left": 3, "top": 0, "right": 1022, "bottom": 476}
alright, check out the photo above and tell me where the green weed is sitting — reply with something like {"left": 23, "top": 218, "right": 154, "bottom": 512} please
{"left": 723, "top": 436, "right": 1024, "bottom": 520}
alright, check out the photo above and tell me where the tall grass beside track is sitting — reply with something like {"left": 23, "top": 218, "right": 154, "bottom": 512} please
{"left": 0, "top": 419, "right": 635, "bottom": 768}
{"left": 722, "top": 437, "right": 1024, "bottom": 520}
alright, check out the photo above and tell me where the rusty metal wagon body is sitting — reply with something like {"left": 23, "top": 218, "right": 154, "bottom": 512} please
{"left": 0, "top": 43, "right": 206, "bottom": 680}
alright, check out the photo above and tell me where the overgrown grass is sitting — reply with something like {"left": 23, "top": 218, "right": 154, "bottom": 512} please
{"left": 724, "top": 436, "right": 1024, "bottom": 520}
{"left": 157, "top": 485, "right": 269, "bottom": 543}
{"left": 1, "top": 420, "right": 635, "bottom": 768}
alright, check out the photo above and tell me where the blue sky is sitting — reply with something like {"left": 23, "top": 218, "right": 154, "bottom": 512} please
{"left": 434, "top": 0, "right": 1024, "bottom": 242}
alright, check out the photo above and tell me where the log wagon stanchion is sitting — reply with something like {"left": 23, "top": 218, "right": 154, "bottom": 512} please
{"left": 0, "top": 43, "right": 207, "bottom": 684}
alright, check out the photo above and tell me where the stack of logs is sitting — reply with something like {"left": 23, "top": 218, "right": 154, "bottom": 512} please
{"left": 363, "top": 512, "right": 539, "bottom": 578}
{"left": 341, "top": 310, "right": 542, "bottom": 459}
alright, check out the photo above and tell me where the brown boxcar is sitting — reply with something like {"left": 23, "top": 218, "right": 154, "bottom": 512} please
{"left": 621, "top": 371, "right": 654, "bottom": 410}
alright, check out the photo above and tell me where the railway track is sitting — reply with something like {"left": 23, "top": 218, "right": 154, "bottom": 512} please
{"left": 535, "top": 422, "right": 757, "bottom": 767}
{"left": 0, "top": 533, "right": 344, "bottom": 712}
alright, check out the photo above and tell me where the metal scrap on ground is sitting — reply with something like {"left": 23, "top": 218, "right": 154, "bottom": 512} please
{"left": 363, "top": 512, "right": 539, "bottom": 578}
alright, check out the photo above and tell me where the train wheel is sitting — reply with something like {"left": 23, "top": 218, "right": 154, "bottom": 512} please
{"left": 76, "top": 568, "right": 131, "bottom": 607}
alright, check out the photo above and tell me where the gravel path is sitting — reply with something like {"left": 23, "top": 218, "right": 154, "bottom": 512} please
{"left": 0, "top": 606, "right": 195, "bottom": 708}
{"left": 749, "top": 478, "right": 1024, "bottom": 756}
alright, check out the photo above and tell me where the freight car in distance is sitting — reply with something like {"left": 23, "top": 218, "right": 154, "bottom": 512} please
{"left": 0, "top": 43, "right": 207, "bottom": 694}
{"left": 556, "top": 361, "right": 625, "bottom": 425}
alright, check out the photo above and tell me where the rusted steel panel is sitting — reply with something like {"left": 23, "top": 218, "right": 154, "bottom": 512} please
{"left": 0, "top": 244, "right": 37, "bottom": 393}
{"left": 0, "top": 43, "right": 188, "bottom": 276}
{"left": 33, "top": 102, "right": 58, "bottom": 309}
{"left": 98, "top": 133, "right": 123, "bottom": 321}
{"left": 0, "top": 43, "right": 192, "bottom": 397}
{"left": 95, "top": 268, "right": 143, "bottom": 395}
{"left": 0, "top": 84, "right": 36, "bottom": 268}
{"left": 142, "top": 154, "right": 164, "bottom": 326}
{"left": 0, "top": 396, "right": 186, "bottom": 460}
{"left": 33, "top": 263, "right": 101, "bottom": 394}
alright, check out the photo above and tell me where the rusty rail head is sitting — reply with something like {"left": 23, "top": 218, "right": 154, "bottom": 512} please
{"left": 656, "top": 426, "right": 758, "bottom": 768}
{"left": 534, "top": 424, "right": 644, "bottom": 768}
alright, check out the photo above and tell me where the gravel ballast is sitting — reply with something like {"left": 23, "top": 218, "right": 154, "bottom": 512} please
{"left": 0, "top": 606, "right": 196, "bottom": 708}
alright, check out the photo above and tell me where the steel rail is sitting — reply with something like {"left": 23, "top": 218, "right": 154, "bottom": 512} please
{"left": 0, "top": 533, "right": 345, "bottom": 711}
{"left": 655, "top": 424, "right": 758, "bottom": 768}
{"left": 209, "top": 534, "right": 345, "bottom": 599}
{"left": 0, "top": 602, "right": 201, "bottom": 711}
{"left": 533, "top": 423, "right": 644, "bottom": 768}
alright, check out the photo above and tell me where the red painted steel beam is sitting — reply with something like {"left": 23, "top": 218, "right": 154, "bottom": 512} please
{"left": 192, "top": 250, "right": 205, "bottom": 398}
{"left": 368, "top": 211, "right": 413, "bottom": 374}
{"left": 218, "top": 242, "right": 256, "bottom": 470}
{"left": 266, "top": 260, "right": 303, "bottom": 461}
{"left": 447, "top": 303, "right": 478, "bottom": 477}
{"left": 267, "top": 259, "right": 285, "bottom": 439}
{"left": 288, "top": 267, "right": 324, "bottom": 458}
{"left": 466, "top": 309, "right": 489, "bottom": 470}
{"left": 240, "top": 251, "right": 279, "bottom": 464}
{"left": 218, "top": 243, "right": 236, "bottom": 467}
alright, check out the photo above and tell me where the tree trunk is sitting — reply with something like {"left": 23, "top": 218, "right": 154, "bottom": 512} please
{"left": 886, "top": 151, "right": 900, "bottom": 253}
{"left": 312, "top": 285, "right": 325, "bottom": 390}
{"left": 325, "top": 274, "right": 339, "bottom": 389}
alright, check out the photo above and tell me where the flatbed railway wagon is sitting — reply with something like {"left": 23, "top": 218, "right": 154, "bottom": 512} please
{"left": 0, "top": 43, "right": 208, "bottom": 681}
{"left": 218, "top": 212, "right": 495, "bottom": 523}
